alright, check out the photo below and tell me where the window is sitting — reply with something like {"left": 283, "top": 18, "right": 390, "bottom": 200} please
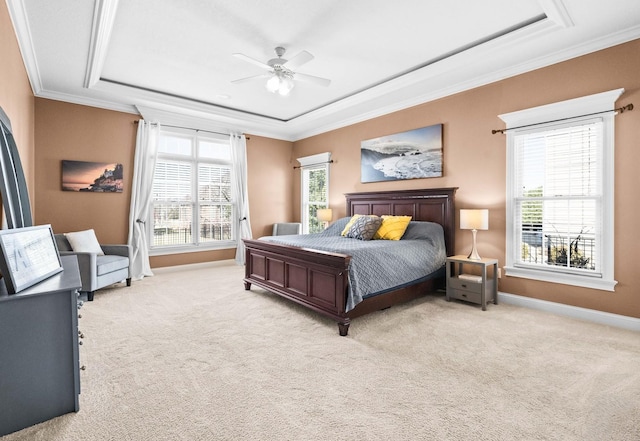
{"left": 501, "top": 89, "right": 622, "bottom": 291}
{"left": 298, "top": 153, "right": 330, "bottom": 234}
{"left": 150, "top": 129, "right": 235, "bottom": 253}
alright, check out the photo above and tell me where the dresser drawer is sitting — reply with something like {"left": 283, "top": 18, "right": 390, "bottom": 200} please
{"left": 448, "top": 287, "right": 482, "bottom": 304}
{"left": 448, "top": 277, "right": 482, "bottom": 293}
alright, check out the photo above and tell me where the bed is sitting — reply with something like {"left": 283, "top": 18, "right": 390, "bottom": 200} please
{"left": 243, "top": 187, "right": 457, "bottom": 335}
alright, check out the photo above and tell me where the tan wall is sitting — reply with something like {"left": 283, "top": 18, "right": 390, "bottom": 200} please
{"left": 34, "top": 99, "right": 137, "bottom": 244}
{"left": 15, "top": 0, "right": 640, "bottom": 320}
{"left": 292, "top": 39, "right": 640, "bottom": 319}
{"left": 0, "top": 0, "right": 35, "bottom": 214}
{"left": 33, "top": 99, "right": 294, "bottom": 267}
{"left": 245, "top": 135, "right": 295, "bottom": 238}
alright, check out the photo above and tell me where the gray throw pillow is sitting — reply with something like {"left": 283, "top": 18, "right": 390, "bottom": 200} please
{"left": 346, "top": 215, "right": 382, "bottom": 241}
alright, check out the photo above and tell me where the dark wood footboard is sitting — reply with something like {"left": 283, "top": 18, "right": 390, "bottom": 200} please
{"left": 244, "top": 187, "right": 457, "bottom": 336}
{"left": 243, "top": 239, "right": 353, "bottom": 334}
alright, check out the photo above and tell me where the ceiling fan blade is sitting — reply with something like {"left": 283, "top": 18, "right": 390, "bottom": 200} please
{"left": 283, "top": 50, "right": 314, "bottom": 70}
{"left": 232, "top": 53, "right": 271, "bottom": 70}
{"left": 294, "top": 72, "right": 331, "bottom": 87}
{"left": 231, "top": 73, "right": 270, "bottom": 84}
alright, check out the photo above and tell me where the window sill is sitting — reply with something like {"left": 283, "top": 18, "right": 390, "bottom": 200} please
{"left": 504, "top": 266, "right": 617, "bottom": 291}
{"left": 149, "top": 241, "right": 236, "bottom": 256}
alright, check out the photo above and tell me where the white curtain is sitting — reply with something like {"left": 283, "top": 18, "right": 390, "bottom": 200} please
{"left": 230, "top": 134, "right": 252, "bottom": 264}
{"left": 128, "top": 120, "right": 160, "bottom": 279}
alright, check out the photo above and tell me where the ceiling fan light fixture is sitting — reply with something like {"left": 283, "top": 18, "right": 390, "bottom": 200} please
{"left": 278, "top": 76, "right": 294, "bottom": 96}
{"left": 265, "top": 70, "right": 294, "bottom": 96}
{"left": 233, "top": 46, "right": 329, "bottom": 96}
{"left": 265, "top": 74, "right": 281, "bottom": 93}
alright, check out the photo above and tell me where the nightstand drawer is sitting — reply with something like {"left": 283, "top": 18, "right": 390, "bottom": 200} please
{"left": 448, "top": 277, "right": 482, "bottom": 293}
{"left": 448, "top": 288, "right": 482, "bottom": 304}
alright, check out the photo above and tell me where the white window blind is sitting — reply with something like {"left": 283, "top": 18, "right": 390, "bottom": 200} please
{"left": 151, "top": 129, "right": 235, "bottom": 252}
{"left": 153, "top": 161, "right": 192, "bottom": 201}
{"left": 513, "top": 119, "right": 601, "bottom": 276}
{"left": 297, "top": 152, "right": 331, "bottom": 234}
{"left": 197, "top": 164, "right": 232, "bottom": 244}
{"left": 302, "top": 166, "right": 328, "bottom": 233}
{"left": 501, "top": 88, "right": 621, "bottom": 291}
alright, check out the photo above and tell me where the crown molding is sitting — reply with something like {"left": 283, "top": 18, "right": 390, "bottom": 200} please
{"left": 10, "top": 0, "right": 640, "bottom": 143}
{"left": 5, "top": 0, "right": 43, "bottom": 94}
{"left": 35, "top": 88, "right": 138, "bottom": 115}
{"left": 289, "top": 23, "right": 640, "bottom": 140}
{"left": 538, "top": 0, "right": 574, "bottom": 28}
{"left": 84, "top": 0, "right": 120, "bottom": 88}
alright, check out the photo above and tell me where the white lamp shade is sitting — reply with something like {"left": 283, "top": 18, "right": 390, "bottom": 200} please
{"left": 317, "top": 208, "right": 333, "bottom": 222}
{"left": 460, "top": 209, "right": 489, "bottom": 230}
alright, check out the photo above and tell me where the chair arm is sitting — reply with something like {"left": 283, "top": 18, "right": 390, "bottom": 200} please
{"left": 58, "top": 251, "right": 97, "bottom": 292}
{"left": 100, "top": 244, "right": 132, "bottom": 258}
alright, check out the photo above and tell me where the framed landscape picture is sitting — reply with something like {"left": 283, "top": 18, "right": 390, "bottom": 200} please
{"left": 360, "top": 124, "right": 443, "bottom": 183}
{"left": 62, "top": 160, "right": 123, "bottom": 192}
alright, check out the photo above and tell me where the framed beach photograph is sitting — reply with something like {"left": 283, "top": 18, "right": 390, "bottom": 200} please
{"left": 0, "top": 224, "right": 63, "bottom": 294}
{"left": 360, "top": 124, "right": 443, "bottom": 183}
{"left": 62, "top": 160, "right": 124, "bottom": 192}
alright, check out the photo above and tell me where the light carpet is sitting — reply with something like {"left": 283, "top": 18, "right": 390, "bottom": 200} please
{"left": 2, "top": 261, "right": 639, "bottom": 441}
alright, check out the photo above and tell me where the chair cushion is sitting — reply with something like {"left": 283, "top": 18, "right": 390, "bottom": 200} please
{"left": 65, "top": 229, "right": 104, "bottom": 255}
{"left": 96, "top": 255, "right": 129, "bottom": 276}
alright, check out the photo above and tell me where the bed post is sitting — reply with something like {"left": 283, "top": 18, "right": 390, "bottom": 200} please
{"left": 338, "top": 319, "right": 350, "bottom": 336}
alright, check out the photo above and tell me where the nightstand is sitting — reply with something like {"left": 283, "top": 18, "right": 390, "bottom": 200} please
{"left": 445, "top": 255, "right": 498, "bottom": 310}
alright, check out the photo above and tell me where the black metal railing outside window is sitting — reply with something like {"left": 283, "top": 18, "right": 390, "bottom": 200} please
{"left": 520, "top": 223, "right": 595, "bottom": 270}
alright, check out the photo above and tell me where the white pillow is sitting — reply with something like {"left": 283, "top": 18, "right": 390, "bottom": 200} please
{"left": 65, "top": 229, "right": 104, "bottom": 255}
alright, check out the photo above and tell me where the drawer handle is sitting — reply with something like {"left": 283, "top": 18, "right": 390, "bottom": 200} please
{"left": 461, "top": 284, "right": 467, "bottom": 288}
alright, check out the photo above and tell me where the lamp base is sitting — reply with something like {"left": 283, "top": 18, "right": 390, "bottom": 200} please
{"left": 467, "top": 229, "right": 482, "bottom": 260}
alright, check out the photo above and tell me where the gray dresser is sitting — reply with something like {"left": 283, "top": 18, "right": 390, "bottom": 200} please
{"left": 0, "top": 255, "right": 82, "bottom": 437}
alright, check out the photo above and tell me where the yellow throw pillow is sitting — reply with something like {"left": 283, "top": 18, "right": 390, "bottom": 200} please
{"left": 341, "top": 214, "right": 363, "bottom": 236}
{"left": 373, "top": 215, "right": 412, "bottom": 240}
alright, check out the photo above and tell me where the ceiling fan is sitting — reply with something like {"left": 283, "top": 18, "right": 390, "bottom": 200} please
{"left": 232, "top": 47, "right": 331, "bottom": 96}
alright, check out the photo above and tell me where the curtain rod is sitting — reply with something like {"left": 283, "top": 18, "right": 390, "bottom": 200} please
{"left": 491, "top": 103, "right": 633, "bottom": 134}
{"left": 293, "top": 160, "right": 334, "bottom": 170}
{"left": 133, "top": 120, "right": 250, "bottom": 139}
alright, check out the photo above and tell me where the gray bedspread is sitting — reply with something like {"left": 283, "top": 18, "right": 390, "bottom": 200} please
{"left": 261, "top": 217, "right": 447, "bottom": 311}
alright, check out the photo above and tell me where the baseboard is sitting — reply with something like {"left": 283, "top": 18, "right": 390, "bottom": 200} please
{"left": 498, "top": 292, "right": 640, "bottom": 332}
{"left": 153, "top": 259, "right": 238, "bottom": 274}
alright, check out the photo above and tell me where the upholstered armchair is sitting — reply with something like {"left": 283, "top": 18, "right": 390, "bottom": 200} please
{"left": 54, "top": 230, "right": 131, "bottom": 301}
{"left": 272, "top": 222, "right": 302, "bottom": 236}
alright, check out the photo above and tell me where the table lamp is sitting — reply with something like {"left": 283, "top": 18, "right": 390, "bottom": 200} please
{"left": 317, "top": 208, "right": 333, "bottom": 229}
{"left": 460, "top": 209, "right": 489, "bottom": 260}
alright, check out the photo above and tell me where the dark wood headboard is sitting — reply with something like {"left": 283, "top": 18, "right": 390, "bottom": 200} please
{"left": 345, "top": 187, "right": 457, "bottom": 255}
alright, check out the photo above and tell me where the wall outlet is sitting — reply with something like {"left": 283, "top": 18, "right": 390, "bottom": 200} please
{"left": 497, "top": 267, "right": 502, "bottom": 278}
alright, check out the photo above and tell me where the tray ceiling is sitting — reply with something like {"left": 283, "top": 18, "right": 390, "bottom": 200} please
{"left": 7, "top": 0, "right": 640, "bottom": 140}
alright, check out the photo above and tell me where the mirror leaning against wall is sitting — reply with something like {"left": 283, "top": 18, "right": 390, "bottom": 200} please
{"left": 0, "top": 105, "right": 33, "bottom": 229}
